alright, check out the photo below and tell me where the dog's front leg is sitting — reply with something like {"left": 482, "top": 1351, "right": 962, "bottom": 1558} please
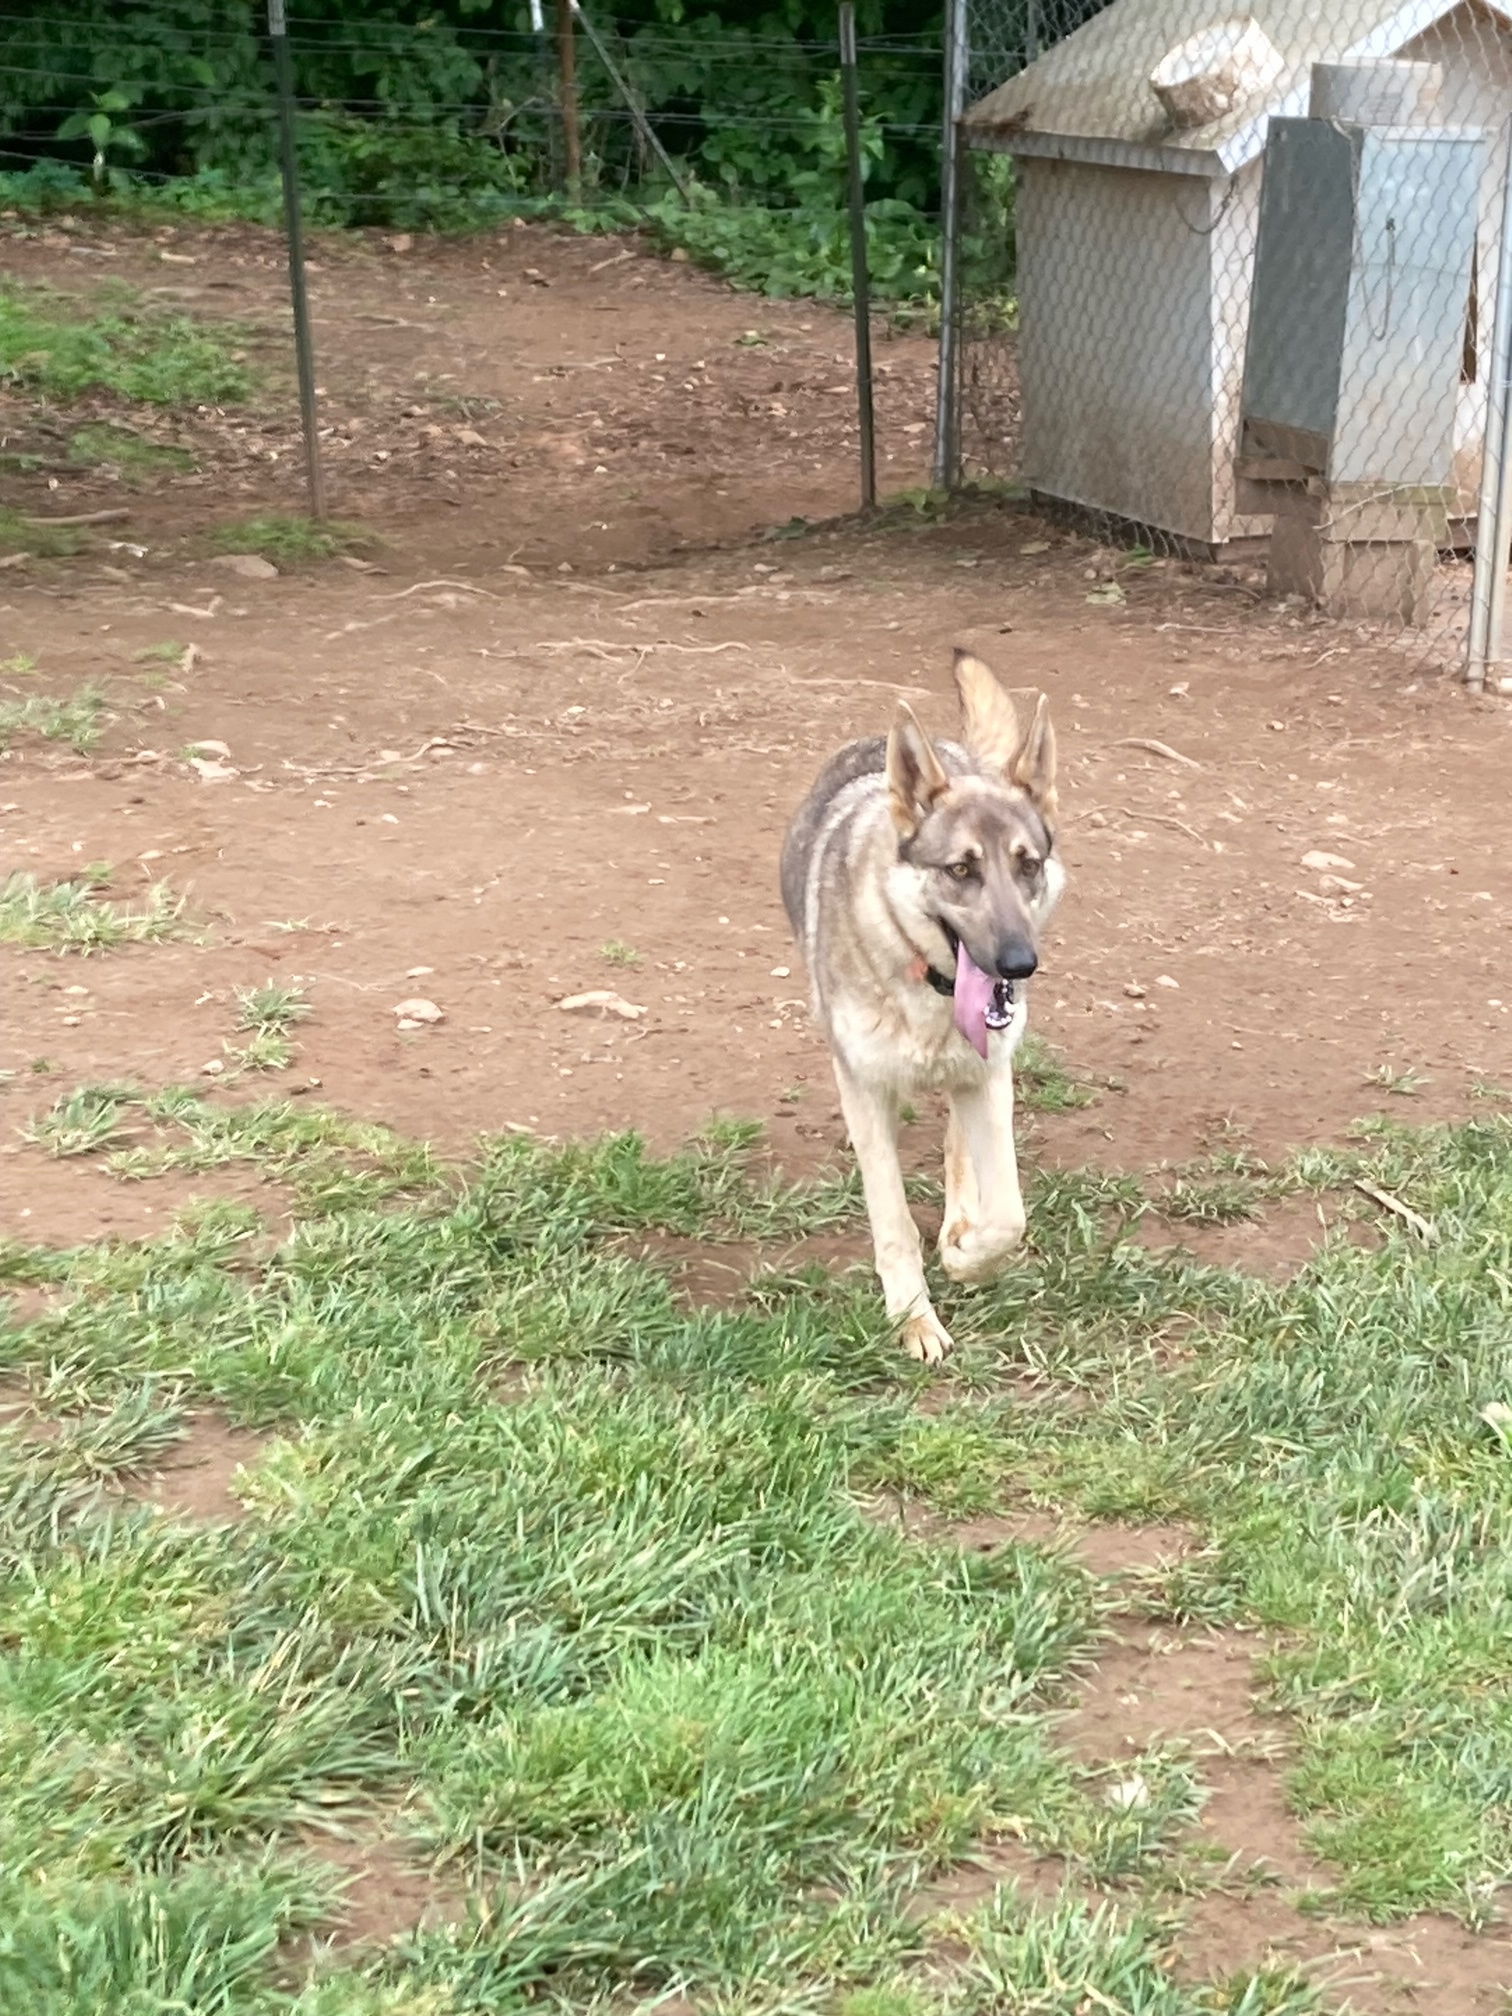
{"left": 938, "top": 1066, "right": 1026, "bottom": 1286}
{"left": 833, "top": 1059, "right": 952, "bottom": 1364}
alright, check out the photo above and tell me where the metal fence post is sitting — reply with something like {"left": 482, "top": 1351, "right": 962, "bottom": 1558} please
{"left": 556, "top": 0, "right": 582, "bottom": 199}
{"left": 1467, "top": 123, "right": 1512, "bottom": 691}
{"left": 933, "top": 0, "right": 969, "bottom": 491}
{"left": 267, "top": 0, "right": 325, "bottom": 523}
{"left": 839, "top": 3, "right": 877, "bottom": 510}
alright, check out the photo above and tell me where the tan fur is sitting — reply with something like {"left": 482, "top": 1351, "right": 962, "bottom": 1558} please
{"left": 886, "top": 702, "right": 950, "bottom": 837}
{"left": 780, "top": 650, "right": 1066, "bottom": 1366}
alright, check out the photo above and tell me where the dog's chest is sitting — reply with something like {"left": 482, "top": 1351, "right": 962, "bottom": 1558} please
{"left": 828, "top": 981, "right": 1020, "bottom": 1092}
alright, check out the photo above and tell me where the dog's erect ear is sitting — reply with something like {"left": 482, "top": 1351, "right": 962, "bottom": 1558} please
{"left": 887, "top": 702, "right": 949, "bottom": 838}
{"left": 954, "top": 649, "right": 1058, "bottom": 824}
{"left": 953, "top": 648, "right": 1023, "bottom": 774}
{"left": 1011, "top": 690, "right": 1058, "bottom": 826}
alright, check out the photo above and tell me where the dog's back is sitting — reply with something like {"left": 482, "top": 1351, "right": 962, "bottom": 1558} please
{"left": 778, "top": 736, "right": 888, "bottom": 938}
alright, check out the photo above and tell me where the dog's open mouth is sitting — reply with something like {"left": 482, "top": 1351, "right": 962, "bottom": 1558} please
{"left": 946, "top": 932, "right": 1017, "bottom": 1059}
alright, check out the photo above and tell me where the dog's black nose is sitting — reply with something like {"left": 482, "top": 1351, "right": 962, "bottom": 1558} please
{"left": 995, "top": 939, "right": 1038, "bottom": 981}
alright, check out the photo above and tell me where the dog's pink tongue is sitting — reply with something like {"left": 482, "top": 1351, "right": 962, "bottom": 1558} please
{"left": 952, "top": 945, "right": 995, "bottom": 1060}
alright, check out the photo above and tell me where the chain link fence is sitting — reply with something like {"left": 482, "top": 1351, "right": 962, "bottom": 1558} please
{"left": 939, "top": 0, "right": 1512, "bottom": 682}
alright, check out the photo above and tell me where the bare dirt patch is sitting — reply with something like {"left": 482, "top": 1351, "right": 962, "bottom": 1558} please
{"left": 0, "top": 214, "right": 936, "bottom": 577}
{"left": 4, "top": 222, "right": 1511, "bottom": 1189}
{"left": 304, "top": 1823, "right": 469, "bottom": 1949}
{"left": 1137, "top": 1191, "right": 1384, "bottom": 1279}
{"left": 629, "top": 1227, "right": 872, "bottom": 1305}
{"left": 913, "top": 1617, "right": 1511, "bottom": 2012}
{"left": 1051, "top": 1621, "right": 1508, "bottom": 2015}
{"left": 1, "top": 1141, "right": 295, "bottom": 1253}
{"left": 122, "top": 1408, "right": 270, "bottom": 1522}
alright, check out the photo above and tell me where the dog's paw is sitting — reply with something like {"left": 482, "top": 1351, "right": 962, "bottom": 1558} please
{"left": 938, "top": 1215, "right": 1026, "bottom": 1286}
{"left": 900, "top": 1310, "right": 954, "bottom": 1365}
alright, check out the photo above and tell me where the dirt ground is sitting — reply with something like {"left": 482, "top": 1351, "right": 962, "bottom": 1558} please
{"left": 4, "top": 215, "right": 1512, "bottom": 2008}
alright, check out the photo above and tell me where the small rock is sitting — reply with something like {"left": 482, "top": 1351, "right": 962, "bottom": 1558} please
{"left": 188, "top": 756, "right": 238, "bottom": 783}
{"left": 387, "top": 232, "right": 413, "bottom": 253}
{"left": 393, "top": 996, "right": 444, "bottom": 1025}
{"left": 1302, "top": 848, "right": 1355, "bottom": 873}
{"left": 557, "top": 989, "right": 646, "bottom": 1021}
{"left": 201, "top": 1058, "right": 225, "bottom": 1076}
{"left": 1122, "top": 981, "right": 1146, "bottom": 999}
{"left": 1320, "top": 873, "right": 1365, "bottom": 896}
{"left": 1154, "top": 974, "right": 1179, "bottom": 989}
{"left": 455, "top": 427, "right": 489, "bottom": 448}
{"left": 213, "top": 553, "right": 279, "bottom": 581}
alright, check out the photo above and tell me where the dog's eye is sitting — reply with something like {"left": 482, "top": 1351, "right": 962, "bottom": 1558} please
{"left": 945, "top": 859, "right": 975, "bottom": 881}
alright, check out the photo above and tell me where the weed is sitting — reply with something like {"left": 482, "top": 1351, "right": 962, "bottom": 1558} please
{"left": 0, "top": 652, "right": 38, "bottom": 675}
{"left": 235, "top": 982, "right": 312, "bottom": 1037}
{"left": 0, "top": 685, "right": 107, "bottom": 753}
{"left": 599, "top": 940, "right": 641, "bottom": 967}
{"left": 0, "top": 872, "right": 187, "bottom": 953}
{"left": 131, "top": 641, "right": 189, "bottom": 667}
{"left": 215, "top": 983, "right": 313, "bottom": 1077}
{"left": 1364, "top": 1064, "right": 1427, "bottom": 1098}
{"left": 0, "top": 283, "right": 252, "bottom": 404}
{"left": 210, "top": 515, "right": 367, "bottom": 567}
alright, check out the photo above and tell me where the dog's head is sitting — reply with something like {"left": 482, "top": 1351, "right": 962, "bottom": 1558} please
{"left": 886, "top": 649, "right": 1063, "bottom": 985}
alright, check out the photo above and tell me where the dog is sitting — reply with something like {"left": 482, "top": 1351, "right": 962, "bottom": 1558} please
{"left": 780, "top": 649, "right": 1064, "bottom": 1363}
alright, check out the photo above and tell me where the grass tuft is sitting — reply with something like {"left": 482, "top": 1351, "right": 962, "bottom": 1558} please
{"left": 0, "top": 872, "right": 188, "bottom": 953}
{"left": 210, "top": 515, "right": 368, "bottom": 567}
{"left": 0, "top": 684, "right": 107, "bottom": 752}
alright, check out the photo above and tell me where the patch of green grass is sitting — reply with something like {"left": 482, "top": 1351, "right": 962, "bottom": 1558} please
{"left": 0, "top": 684, "right": 107, "bottom": 753}
{"left": 22, "top": 1081, "right": 141, "bottom": 1158}
{"left": 1016, "top": 1033, "right": 1099, "bottom": 1113}
{"left": 131, "top": 640, "right": 189, "bottom": 666}
{"left": 210, "top": 515, "right": 368, "bottom": 567}
{"left": 1157, "top": 1173, "right": 1263, "bottom": 1226}
{"left": 235, "top": 982, "right": 313, "bottom": 1037}
{"left": 0, "top": 283, "right": 253, "bottom": 405}
{"left": 0, "top": 508, "right": 84, "bottom": 559}
{"left": 4, "top": 1099, "right": 1512, "bottom": 2003}
{"left": 599, "top": 939, "right": 641, "bottom": 967}
{"left": 0, "top": 872, "right": 187, "bottom": 953}
{"left": 68, "top": 422, "right": 195, "bottom": 478}
{"left": 222, "top": 982, "right": 311, "bottom": 1076}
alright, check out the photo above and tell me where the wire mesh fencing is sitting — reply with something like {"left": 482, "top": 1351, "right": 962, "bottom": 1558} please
{"left": 943, "top": 0, "right": 1512, "bottom": 681}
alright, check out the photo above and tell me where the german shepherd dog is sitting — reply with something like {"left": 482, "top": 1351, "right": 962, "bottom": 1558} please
{"left": 781, "top": 650, "right": 1063, "bottom": 1363}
